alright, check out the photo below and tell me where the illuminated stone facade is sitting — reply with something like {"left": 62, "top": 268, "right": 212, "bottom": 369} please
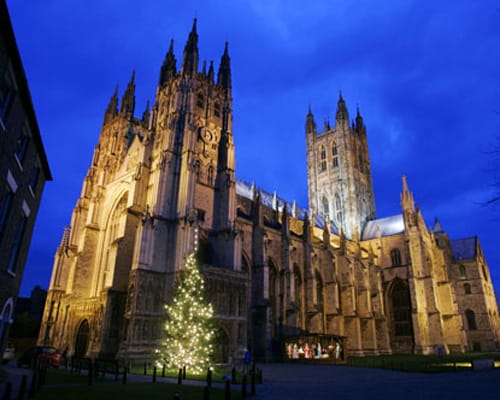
{"left": 39, "top": 21, "right": 500, "bottom": 362}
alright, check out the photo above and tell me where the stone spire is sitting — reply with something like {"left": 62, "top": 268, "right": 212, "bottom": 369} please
{"left": 207, "top": 60, "right": 214, "bottom": 83}
{"left": 120, "top": 71, "right": 136, "bottom": 120}
{"left": 158, "top": 39, "right": 177, "bottom": 85}
{"left": 305, "top": 106, "right": 317, "bottom": 135}
{"left": 103, "top": 84, "right": 118, "bottom": 125}
{"left": 217, "top": 42, "right": 231, "bottom": 91}
{"left": 400, "top": 175, "right": 415, "bottom": 210}
{"left": 335, "top": 91, "right": 349, "bottom": 122}
{"left": 355, "top": 106, "right": 366, "bottom": 135}
{"left": 181, "top": 19, "right": 199, "bottom": 77}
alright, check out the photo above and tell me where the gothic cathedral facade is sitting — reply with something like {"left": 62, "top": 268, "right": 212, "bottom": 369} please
{"left": 39, "top": 21, "right": 500, "bottom": 362}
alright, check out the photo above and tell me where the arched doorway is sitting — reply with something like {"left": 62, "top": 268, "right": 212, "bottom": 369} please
{"left": 387, "top": 278, "right": 414, "bottom": 353}
{"left": 212, "top": 327, "right": 229, "bottom": 363}
{"left": 74, "top": 320, "right": 90, "bottom": 358}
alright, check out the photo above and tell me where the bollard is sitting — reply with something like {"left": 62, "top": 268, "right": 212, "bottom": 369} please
{"left": 152, "top": 366, "right": 157, "bottom": 383}
{"left": 178, "top": 368, "right": 182, "bottom": 384}
{"left": 122, "top": 366, "right": 128, "bottom": 384}
{"left": 257, "top": 368, "right": 262, "bottom": 384}
{"left": 241, "top": 374, "right": 247, "bottom": 398}
{"left": 206, "top": 368, "right": 212, "bottom": 388}
{"left": 162, "top": 364, "right": 166, "bottom": 377}
{"left": 224, "top": 379, "right": 231, "bottom": 400}
{"left": 251, "top": 369, "right": 256, "bottom": 396}
{"left": 88, "top": 360, "right": 94, "bottom": 386}
{"left": 203, "top": 386, "right": 210, "bottom": 400}
{"left": 231, "top": 367, "right": 236, "bottom": 384}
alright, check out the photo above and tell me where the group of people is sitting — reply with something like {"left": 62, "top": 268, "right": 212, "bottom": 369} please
{"left": 286, "top": 341, "right": 342, "bottom": 361}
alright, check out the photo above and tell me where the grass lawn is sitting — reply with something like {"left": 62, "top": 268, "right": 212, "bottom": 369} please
{"left": 36, "top": 382, "right": 242, "bottom": 400}
{"left": 346, "top": 352, "right": 500, "bottom": 372}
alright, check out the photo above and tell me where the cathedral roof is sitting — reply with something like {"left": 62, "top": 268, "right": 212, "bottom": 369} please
{"left": 451, "top": 237, "right": 477, "bottom": 261}
{"left": 361, "top": 214, "right": 405, "bottom": 240}
{"left": 235, "top": 179, "right": 338, "bottom": 234}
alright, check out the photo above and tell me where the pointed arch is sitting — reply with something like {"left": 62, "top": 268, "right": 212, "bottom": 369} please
{"left": 74, "top": 319, "right": 90, "bottom": 358}
{"left": 465, "top": 309, "right": 477, "bottom": 330}
{"left": 318, "top": 145, "right": 326, "bottom": 172}
{"left": 322, "top": 196, "right": 329, "bottom": 218}
{"left": 387, "top": 278, "right": 413, "bottom": 337}
{"left": 335, "top": 193, "right": 343, "bottom": 227}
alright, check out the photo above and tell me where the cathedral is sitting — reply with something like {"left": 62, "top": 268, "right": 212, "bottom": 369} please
{"left": 38, "top": 20, "right": 500, "bottom": 363}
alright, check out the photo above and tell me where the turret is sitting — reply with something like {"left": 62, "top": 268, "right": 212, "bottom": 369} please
{"left": 400, "top": 175, "right": 415, "bottom": 211}
{"left": 120, "top": 71, "right": 136, "bottom": 120}
{"left": 141, "top": 100, "right": 150, "bottom": 128}
{"left": 335, "top": 91, "right": 349, "bottom": 122}
{"left": 181, "top": 19, "right": 199, "bottom": 77}
{"left": 103, "top": 85, "right": 118, "bottom": 125}
{"left": 158, "top": 39, "right": 177, "bottom": 86}
{"left": 217, "top": 42, "right": 231, "bottom": 92}
{"left": 207, "top": 61, "right": 214, "bottom": 83}
{"left": 355, "top": 107, "right": 366, "bottom": 135}
{"left": 305, "top": 106, "right": 316, "bottom": 135}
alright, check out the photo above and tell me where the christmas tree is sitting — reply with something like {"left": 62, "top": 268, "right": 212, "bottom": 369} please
{"left": 157, "top": 251, "right": 215, "bottom": 375}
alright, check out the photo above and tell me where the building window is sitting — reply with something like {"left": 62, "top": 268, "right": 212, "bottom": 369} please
{"left": 459, "top": 264, "right": 466, "bottom": 279}
{"left": 391, "top": 279, "right": 412, "bottom": 337}
{"left": 214, "top": 102, "right": 221, "bottom": 117}
{"left": 464, "top": 283, "right": 471, "bottom": 294}
{"left": 390, "top": 248, "right": 402, "bottom": 267}
{"left": 15, "top": 133, "right": 29, "bottom": 165}
{"left": 335, "top": 194, "right": 343, "bottom": 227}
{"left": 29, "top": 166, "right": 40, "bottom": 194}
{"left": 465, "top": 309, "right": 477, "bottom": 330}
{"left": 0, "top": 186, "right": 14, "bottom": 238}
{"left": 196, "top": 93, "right": 204, "bottom": 108}
{"left": 332, "top": 157, "right": 338, "bottom": 168}
{"left": 319, "top": 145, "right": 326, "bottom": 172}
{"left": 7, "top": 213, "right": 27, "bottom": 273}
{"left": 322, "top": 196, "right": 329, "bottom": 217}
{"left": 331, "top": 142, "right": 337, "bottom": 156}
{"left": 197, "top": 209, "right": 206, "bottom": 222}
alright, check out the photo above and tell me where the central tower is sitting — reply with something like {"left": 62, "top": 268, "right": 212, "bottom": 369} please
{"left": 306, "top": 94, "right": 375, "bottom": 237}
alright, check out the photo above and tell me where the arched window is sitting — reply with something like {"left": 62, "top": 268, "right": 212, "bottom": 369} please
{"left": 391, "top": 279, "right": 412, "bottom": 336}
{"left": 390, "top": 248, "right": 402, "bottom": 267}
{"left": 459, "top": 264, "right": 466, "bottom": 278}
{"left": 465, "top": 309, "right": 477, "bottom": 330}
{"left": 335, "top": 194, "right": 343, "bottom": 227}
{"left": 319, "top": 145, "right": 326, "bottom": 172}
{"left": 331, "top": 142, "right": 338, "bottom": 156}
{"left": 322, "top": 197, "right": 329, "bottom": 217}
{"left": 464, "top": 283, "right": 471, "bottom": 295}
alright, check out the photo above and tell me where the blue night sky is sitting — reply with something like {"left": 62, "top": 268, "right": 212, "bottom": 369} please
{"left": 6, "top": 0, "right": 500, "bottom": 297}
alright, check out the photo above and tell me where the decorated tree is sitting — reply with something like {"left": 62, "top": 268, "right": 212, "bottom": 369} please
{"left": 157, "top": 251, "right": 215, "bottom": 374}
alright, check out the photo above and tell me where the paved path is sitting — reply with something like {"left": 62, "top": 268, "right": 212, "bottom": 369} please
{"left": 255, "top": 363, "right": 500, "bottom": 400}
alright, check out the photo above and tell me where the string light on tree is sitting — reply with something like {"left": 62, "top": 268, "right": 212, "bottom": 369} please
{"left": 157, "top": 248, "right": 215, "bottom": 375}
